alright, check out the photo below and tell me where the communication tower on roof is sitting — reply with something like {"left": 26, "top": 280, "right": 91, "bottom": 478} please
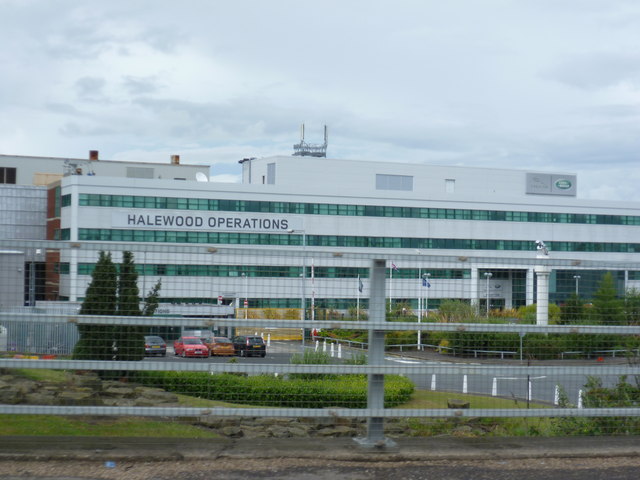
{"left": 293, "top": 124, "right": 328, "bottom": 157}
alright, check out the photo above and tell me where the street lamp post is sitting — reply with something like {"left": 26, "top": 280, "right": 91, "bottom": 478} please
{"left": 420, "top": 273, "right": 431, "bottom": 351}
{"left": 484, "top": 272, "right": 493, "bottom": 317}
{"left": 573, "top": 275, "right": 581, "bottom": 296}
{"left": 288, "top": 229, "right": 307, "bottom": 346}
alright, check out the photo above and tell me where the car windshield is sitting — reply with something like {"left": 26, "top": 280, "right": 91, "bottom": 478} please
{"left": 248, "top": 337, "right": 263, "bottom": 344}
{"left": 145, "top": 336, "right": 163, "bottom": 343}
{"left": 183, "top": 338, "right": 203, "bottom": 345}
{"left": 215, "top": 337, "right": 231, "bottom": 344}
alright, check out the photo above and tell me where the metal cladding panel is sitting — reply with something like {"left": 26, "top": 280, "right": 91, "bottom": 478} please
{"left": 0, "top": 252, "right": 24, "bottom": 307}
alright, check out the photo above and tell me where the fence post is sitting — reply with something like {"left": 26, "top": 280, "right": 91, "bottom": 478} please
{"left": 355, "top": 259, "right": 395, "bottom": 448}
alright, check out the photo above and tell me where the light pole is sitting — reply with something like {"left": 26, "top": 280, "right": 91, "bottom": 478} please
{"left": 573, "top": 275, "right": 581, "bottom": 296}
{"left": 241, "top": 272, "right": 248, "bottom": 319}
{"left": 420, "top": 273, "right": 431, "bottom": 351}
{"left": 288, "top": 229, "right": 307, "bottom": 345}
{"left": 484, "top": 272, "right": 493, "bottom": 317}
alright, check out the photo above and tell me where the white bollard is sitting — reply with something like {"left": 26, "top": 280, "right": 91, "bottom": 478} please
{"left": 254, "top": 331, "right": 258, "bottom": 336}
{"left": 491, "top": 378, "right": 497, "bottom": 397}
{"left": 462, "top": 374, "right": 468, "bottom": 394}
{"left": 330, "top": 343, "right": 335, "bottom": 357}
{"left": 578, "top": 389, "right": 584, "bottom": 409}
{"left": 267, "top": 333, "right": 271, "bottom": 347}
{"left": 528, "top": 380, "right": 532, "bottom": 402}
{"left": 430, "top": 374, "right": 436, "bottom": 391}
{"left": 554, "top": 385, "right": 560, "bottom": 406}
{"left": 315, "top": 340, "right": 319, "bottom": 352}
{"left": 323, "top": 340, "right": 327, "bottom": 352}
{"left": 338, "top": 343, "right": 342, "bottom": 359}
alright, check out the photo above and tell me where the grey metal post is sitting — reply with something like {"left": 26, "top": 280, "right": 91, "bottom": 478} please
{"left": 355, "top": 259, "right": 396, "bottom": 448}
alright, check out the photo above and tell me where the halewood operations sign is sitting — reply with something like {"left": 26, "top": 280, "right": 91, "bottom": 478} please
{"left": 111, "top": 210, "right": 302, "bottom": 232}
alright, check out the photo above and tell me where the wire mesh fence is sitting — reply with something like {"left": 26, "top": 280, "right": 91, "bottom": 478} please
{"left": 2, "top": 239, "right": 640, "bottom": 441}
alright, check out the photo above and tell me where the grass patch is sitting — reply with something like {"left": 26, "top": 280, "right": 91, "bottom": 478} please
{"left": 395, "top": 390, "right": 554, "bottom": 437}
{"left": 398, "top": 389, "right": 549, "bottom": 409}
{"left": 12, "top": 368, "right": 69, "bottom": 383}
{"left": 0, "top": 415, "right": 220, "bottom": 438}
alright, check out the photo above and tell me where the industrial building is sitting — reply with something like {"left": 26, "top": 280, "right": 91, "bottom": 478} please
{"left": 11, "top": 153, "right": 632, "bottom": 316}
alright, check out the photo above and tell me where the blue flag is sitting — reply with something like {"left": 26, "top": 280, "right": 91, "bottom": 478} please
{"left": 358, "top": 276, "right": 363, "bottom": 293}
{"left": 422, "top": 277, "right": 431, "bottom": 288}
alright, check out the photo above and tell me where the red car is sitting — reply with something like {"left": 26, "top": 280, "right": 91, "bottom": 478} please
{"left": 173, "top": 336, "right": 210, "bottom": 358}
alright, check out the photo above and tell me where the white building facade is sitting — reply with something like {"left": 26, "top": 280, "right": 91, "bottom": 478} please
{"left": 51, "top": 155, "right": 640, "bottom": 314}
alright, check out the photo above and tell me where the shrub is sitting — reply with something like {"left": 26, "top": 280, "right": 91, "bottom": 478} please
{"left": 133, "top": 370, "right": 414, "bottom": 408}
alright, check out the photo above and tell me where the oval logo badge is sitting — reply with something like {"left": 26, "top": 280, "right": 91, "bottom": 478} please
{"left": 555, "top": 179, "right": 572, "bottom": 190}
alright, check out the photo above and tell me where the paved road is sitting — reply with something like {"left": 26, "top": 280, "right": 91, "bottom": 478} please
{"left": 144, "top": 340, "right": 628, "bottom": 406}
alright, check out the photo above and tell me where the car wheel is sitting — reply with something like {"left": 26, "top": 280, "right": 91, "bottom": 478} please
{"left": 260, "top": 352, "right": 266, "bottom": 358}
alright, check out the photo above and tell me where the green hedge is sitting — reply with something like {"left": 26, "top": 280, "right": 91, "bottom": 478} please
{"left": 133, "top": 371, "right": 414, "bottom": 408}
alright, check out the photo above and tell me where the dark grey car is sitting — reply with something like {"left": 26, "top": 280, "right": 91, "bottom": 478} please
{"left": 232, "top": 335, "right": 266, "bottom": 357}
{"left": 144, "top": 335, "right": 167, "bottom": 356}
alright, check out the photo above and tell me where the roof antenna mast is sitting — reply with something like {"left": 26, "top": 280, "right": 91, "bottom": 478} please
{"left": 293, "top": 124, "right": 328, "bottom": 157}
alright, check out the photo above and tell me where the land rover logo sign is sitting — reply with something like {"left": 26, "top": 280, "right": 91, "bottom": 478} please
{"left": 526, "top": 173, "right": 576, "bottom": 196}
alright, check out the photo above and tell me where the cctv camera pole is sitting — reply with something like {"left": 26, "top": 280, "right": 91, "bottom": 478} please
{"left": 534, "top": 242, "right": 551, "bottom": 326}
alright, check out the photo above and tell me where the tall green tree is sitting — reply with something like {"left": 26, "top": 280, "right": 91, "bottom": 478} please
{"left": 624, "top": 288, "right": 640, "bottom": 325}
{"left": 142, "top": 279, "right": 162, "bottom": 317}
{"left": 591, "top": 272, "right": 625, "bottom": 325}
{"left": 559, "top": 293, "right": 586, "bottom": 325}
{"left": 115, "top": 251, "right": 144, "bottom": 361}
{"left": 74, "top": 251, "right": 118, "bottom": 360}
{"left": 74, "top": 251, "right": 162, "bottom": 362}
{"left": 117, "top": 251, "right": 141, "bottom": 316}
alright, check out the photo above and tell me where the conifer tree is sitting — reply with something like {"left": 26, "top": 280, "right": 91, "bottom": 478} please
{"left": 115, "top": 251, "right": 144, "bottom": 360}
{"left": 143, "top": 279, "right": 162, "bottom": 317}
{"left": 74, "top": 251, "right": 162, "bottom": 361}
{"left": 74, "top": 251, "right": 118, "bottom": 360}
{"left": 591, "top": 272, "right": 625, "bottom": 325}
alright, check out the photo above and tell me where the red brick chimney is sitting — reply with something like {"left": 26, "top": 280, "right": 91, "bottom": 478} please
{"left": 89, "top": 150, "right": 99, "bottom": 161}
{"left": 170, "top": 154, "right": 180, "bottom": 165}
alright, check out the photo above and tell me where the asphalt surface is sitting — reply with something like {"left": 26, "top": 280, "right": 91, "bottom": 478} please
{"left": 1, "top": 434, "right": 640, "bottom": 462}
{"left": 2, "top": 435, "right": 640, "bottom": 479}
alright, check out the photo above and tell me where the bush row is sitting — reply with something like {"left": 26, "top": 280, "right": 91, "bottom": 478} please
{"left": 133, "top": 370, "right": 414, "bottom": 408}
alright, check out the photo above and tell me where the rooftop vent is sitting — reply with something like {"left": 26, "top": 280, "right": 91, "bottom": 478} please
{"left": 171, "top": 155, "right": 180, "bottom": 165}
{"left": 89, "top": 150, "right": 99, "bottom": 161}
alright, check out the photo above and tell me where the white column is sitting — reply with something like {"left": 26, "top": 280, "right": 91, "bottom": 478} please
{"left": 534, "top": 265, "right": 551, "bottom": 326}
{"left": 470, "top": 268, "right": 479, "bottom": 308}
{"left": 526, "top": 268, "right": 535, "bottom": 305}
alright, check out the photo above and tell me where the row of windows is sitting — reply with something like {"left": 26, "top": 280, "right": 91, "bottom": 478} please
{"left": 82, "top": 297, "right": 449, "bottom": 310}
{"left": 70, "top": 228, "right": 640, "bottom": 253}
{"left": 76, "top": 193, "right": 640, "bottom": 226}
{"left": 63, "top": 263, "right": 467, "bottom": 279}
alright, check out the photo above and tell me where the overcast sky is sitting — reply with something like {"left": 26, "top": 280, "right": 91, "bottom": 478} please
{"left": 2, "top": 1, "right": 640, "bottom": 200}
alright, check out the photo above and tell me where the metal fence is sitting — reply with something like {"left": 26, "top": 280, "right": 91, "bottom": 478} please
{"left": 2, "top": 239, "right": 640, "bottom": 445}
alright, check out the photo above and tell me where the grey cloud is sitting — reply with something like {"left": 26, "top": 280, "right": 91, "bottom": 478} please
{"left": 75, "top": 77, "right": 107, "bottom": 100}
{"left": 59, "top": 121, "right": 118, "bottom": 137}
{"left": 543, "top": 52, "right": 640, "bottom": 90}
{"left": 45, "top": 103, "right": 83, "bottom": 115}
{"left": 122, "top": 76, "right": 161, "bottom": 96}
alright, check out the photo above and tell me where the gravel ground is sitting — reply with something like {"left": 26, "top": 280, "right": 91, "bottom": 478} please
{"left": 3, "top": 456, "right": 640, "bottom": 480}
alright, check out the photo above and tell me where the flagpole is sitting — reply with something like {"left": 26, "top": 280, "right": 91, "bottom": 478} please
{"left": 389, "top": 266, "right": 392, "bottom": 312}
{"left": 311, "top": 258, "right": 315, "bottom": 322}
{"left": 357, "top": 274, "right": 360, "bottom": 320}
{"left": 418, "top": 267, "right": 422, "bottom": 350}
